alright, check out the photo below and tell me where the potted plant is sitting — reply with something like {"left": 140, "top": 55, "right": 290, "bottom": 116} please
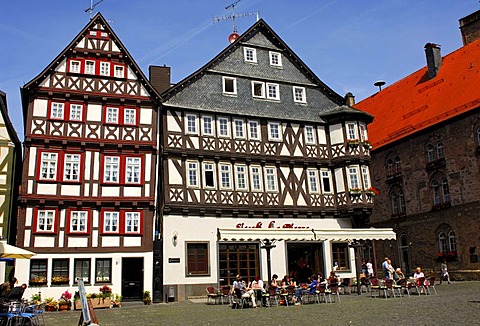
{"left": 142, "top": 291, "right": 152, "bottom": 305}
{"left": 44, "top": 297, "right": 58, "bottom": 311}
{"left": 58, "top": 290, "right": 72, "bottom": 311}
{"left": 30, "top": 293, "right": 42, "bottom": 304}
{"left": 111, "top": 294, "right": 123, "bottom": 308}
{"left": 30, "top": 277, "right": 47, "bottom": 286}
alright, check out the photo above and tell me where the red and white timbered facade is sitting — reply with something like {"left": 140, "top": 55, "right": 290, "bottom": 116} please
{"left": 17, "top": 14, "right": 160, "bottom": 300}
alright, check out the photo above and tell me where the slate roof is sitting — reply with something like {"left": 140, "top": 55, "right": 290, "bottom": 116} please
{"left": 162, "top": 19, "right": 371, "bottom": 124}
{"left": 355, "top": 38, "right": 480, "bottom": 149}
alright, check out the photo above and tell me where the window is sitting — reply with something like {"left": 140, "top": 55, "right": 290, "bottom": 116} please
{"left": 448, "top": 230, "right": 457, "bottom": 253}
{"left": 40, "top": 152, "right": 58, "bottom": 181}
{"left": 399, "top": 191, "right": 406, "bottom": 214}
{"left": 266, "top": 83, "right": 280, "bottom": 100}
{"left": 235, "top": 165, "right": 248, "bottom": 191}
{"left": 88, "top": 30, "right": 110, "bottom": 39}
{"left": 203, "top": 162, "right": 215, "bottom": 188}
{"left": 70, "top": 60, "right": 81, "bottom": 73}
{"left": 426, "top": 144, "right": 435, "bottom": 162}
{"left": 293, "top": 87, "right": 306, "bottom": 103}
{"left": 431, "top": 177, "right": 450, "bottom": 207}
{"left": 321, "top": 170, "right": 332, "bottom": 193}
{"left": 391, "top": 189, "right": 406, "bottom": 216}
{"left": 125, "top": 212, "right": 141, "bottom": 234}
{"left": 104, "top": 106, "right": 139, "bottom": 125}
{"left": 244, "top": 47, "right": 257, "bottom": 63}
{"left": 252, "top": 81, "right": 265, "bottom": 98}
{"left": 35, "top": 209, "right": 56, "bottom": 233}
{"left": 106, "top": 107, "right": 119, "bottom": 124}
{"left": 70, "top": 104, "right": 83, "bottom": 121}
{"left": 95, "top": 258, "right": 112, "bottom": 283}
{"left": 64, "top": 153, "right": 80, "bottom": 182}
{"left": 386, "top": 159, "right": 394, "bottom": 176}
{"left": 125, "top": 157, "right": 141, "bottom": 184}
{"left": 222, "top": 77, "right": 237, "bottom": 95}
{"left": 394, "top": 157, "right": 401, "bottom": 174}
{"left": 348, "top": 166, "right": 359, "bottom": 189}
{"left": 304, "top": 125, "right": 315, "bottom": 144}
{"left": 187, "top": 162, "right": 199, "bottom": 187}
{"left": 220, "top": 164, "right": 232, "bottom": 189}
{"left": 331, "top": 243, "right": 350, "bottom": 271}
{"left": 103, "top": 211, "right": 119, "bottom": 233}
{"left": 99, "top": 61, "right": 110, "bottom": 76}
{"left": 234, "top": 119, "right": 245, "bottom": 139}
{"left": 50, "top": 102, "right": 64, "bottom": 120}
{"left": 476, "top": 126, "right": 480, "bottom": 145}
{"left": 265, "top": 167, "right": 277, "bottom": 192}
{"left": 269, "top": 51, "right": 282, "bottom": 67}
{"left": 391, "top": 192, "right": 399, "bottom": 215}
{"left": 359, "top": 123, "right": 368, "bottom": 141}
{"left": 124, "top": 108, "right": 137, "bottom": 125}
{"left": 268, "top": 122, "right": 281, "bottom": 141}
{"left": 185, "top": 114, "right": 198, "bottom": 135}
{"left": 436, "top": 142, "right": 445, "bottom": 159}
{"left": 361, "top": 166, "right": 370, "bottom": 189}
{"left": 103, "top": 156, "right": 119, "bottom": 183}
{"left": 346, "top": 123, "right": 357, "bottom": 140}
{"left": 69, "top": 210, "right": 88, "bottom": 233}
{"left": 187, "top": 243, "right": 209, "bottom": 276}
{"left": 308, "top": 169, "right": 319, "bottom": 193}
{"left": 114, "top": 65, "right": 125, "bottom": 78}
{"left": 102, "top": 155, "right": 142, "bottom": 185}
{"left": 248, "top": 120, "right": 260, "bottom": 140}
{"left": 74, "top": 259, "right": 90, "bottom": 284}
{"left": 218, "top": 117, "right": 230, "bottom": 137}
{"left": 442, "top": 178, "right": 450, "bottom": 203}
{"left": 85, "top": 60, "right": 95, "bottom": 75}
{"left": 250, "top": 166, "right": 263, "bottom": 191}
{"left": 52, "top": 259, "right": 69, "bottom": 284}
{"left": 438, "top": 232, "right": 447, "bottom": 253}
{"left": 202, "top": 115, "right": 214, "bottom": 136}
{"left": 30, "top": 259, "right": 47, "bottom": 284}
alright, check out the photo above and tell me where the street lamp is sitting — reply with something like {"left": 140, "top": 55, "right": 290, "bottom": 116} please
{"left": 260, "top": 239, "right": 276, "bottom": 282}
{"left": 348, "top": 239, "right": 365, "bottom": 295}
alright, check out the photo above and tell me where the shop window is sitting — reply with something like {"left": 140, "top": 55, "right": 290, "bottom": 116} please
{"left": 52, "top": 259, "right": 69, "bottom": 285}
{"left": 95, "top": 258, "right": 112, "bottom": 283}
{"left": 74, "top": 259, "right": 91, "bottom": 284}
{"left": 186, "top": 242, "right": 209, "bottom": 276}
{"left": 331, "top": 243, "right": 350, "bottom": 271}
{"left": 30, "top": 259, "right": 48, "bottom": 285}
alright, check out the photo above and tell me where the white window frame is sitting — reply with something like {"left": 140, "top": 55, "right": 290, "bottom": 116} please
{"left": 70, "top": 60, "right": 81, "bottom": 73}
{"left": 268, "top": 122, "right": 282, "bottom": 141}
{"left": 202, "top": 115, "right": 214, "bottom": 136}
{"left": 244, "top": 47, "right": 257, "bottom": 63}
{"left": 37, "top": 209, "right": 55, "bottom": 233}
{"left": 51, "top": 102, "right": 64, "bottom": 119}
{"left": 106, "top": 107, "right": 119, "bottom": 124}
{"left": 125, "top": 212, "right": 140, "bottom": 234}
{"left": 269, "top": 51, "right": 282, "bottom": 67}
{"left": 320, "top": 169, "right": 332, "bottom": 194}
{"left": 348, "top": 166, "right": 360, "bottom": 189}
{"left": 99, "top": 61, "right": 110, "bottom": 76}
{"left": 103, "top": 212, "right": 119, "bottom": 233}
{"left": 103, "top": 156, "right": 119, "bottom": 183}
{"left": 63, "top": 153, "right": 80, "bottom": 182}
{"left": 222, "top": 76, "right": 237, "bottom": 95}
{"left": 234, "top": 119, "right": 245, "bottom": 139}
{"left": 307, "top": 169, "right": 319, "bottom": 193}
{"left": 219, "top": 163, "right": 232, "bottom": 190}
{"left": 187, "top": 161, "right": 199, "bottom": 188}
{"left": 252, "top": 81, "right": 265, "bottom": 98}
{"left": 125, "top": 157, "right": 141, "bottom": 184}
{"left": 235, "top": 165, "right": 248, "bottom": 191}
{"left": 346, "top": 122, "right": 358, "bottom": 140}
{"left": 202, "top": 162, "right": 216, "bottom": 189}
{"left": 248, "top": 120, "right": 260, "bottom": 140}
{"left": 217, "top": 117, "right": 230, "bottom": 138}
{"left": 186, "top": 113, "right": 198, "bottom": 135}
{"left": 124, "top": 108, "right": 137, "bottom": 125}
{"left": 69, "top": 104, "right": 83, "bottom": 121}
{"left": 40, "top": 152, "right": 58, "bottom": 181}
{"left": 359, "top": 123, "right": 368, "bottom": 141}
{"left": 265, "top": 166, "right": 278, "bottom": 192}
{"left": 250, "top": 165, "right": 263, "bottom": 192}
{"left": 361, "top": 166, "right": 370, "bottom": 189}
{"left": 304, "top": 125, "right": 316, "bottom": 145}
{"left": 70, "top": 211, "right": 87, "bottom": 233}
{"left": 293, "top": 86, "right": 306, "bottom": 103}
{"left": 114, "top": 65, "right": 125, "bottom": 78}
{"left": 85, "top": 60, "right": 95, "bottom": 75}
{"left": 266, "top": 83, "right": 280, "bottom": 101}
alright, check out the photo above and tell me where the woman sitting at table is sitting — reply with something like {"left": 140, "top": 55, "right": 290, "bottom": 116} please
{"left": 327, "top": 271, "right": 338, "bottom": 283}
{"left": 293, "top": 274, "right": 318, "bottom": 305}
{"left": 281, "top": 275, "right": 296, "bottom": 287}
{"left": 233, "top": 275, "right": 257, "bottom": 308}
{"left": 413, "top": 267, "right": 424, "bottom": 279}
{"left": 249, "top": 276, "right": 265, "bottom": 306}
{"left": 393, "top": 268, "right": 406, "bottom": 285}
{"left": 270, "top": 274, "right": 281, "bottom": 289}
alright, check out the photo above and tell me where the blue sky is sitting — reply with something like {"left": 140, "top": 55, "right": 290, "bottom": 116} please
{"left": 0, "top": 1, "right": 477, "bottom": 140}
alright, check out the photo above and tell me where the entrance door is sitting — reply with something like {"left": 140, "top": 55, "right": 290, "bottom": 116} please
{"left": 286, "top": 242, "right": 324, "bottom": 283}
{"left": 122, "top": 257, "right": 144, "bottom": 301}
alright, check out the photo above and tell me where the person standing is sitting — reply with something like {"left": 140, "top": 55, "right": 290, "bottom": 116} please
{"left": 440, "top": 260, "right": 451, "bottom": 284}
{"left": 366, "top": 260, "right": 374, "bottom": 278}
{"left": 382, "top": 257, "right": 389, "bottom": 279}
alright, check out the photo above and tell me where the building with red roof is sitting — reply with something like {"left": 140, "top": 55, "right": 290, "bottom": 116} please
{"left": 356, "top": 10, "right": 480, "bottom": 279}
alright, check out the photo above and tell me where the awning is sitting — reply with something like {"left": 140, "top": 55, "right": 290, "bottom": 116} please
{"left": 0, "top": 241, "right": 36, "bottom": 259}
{"left": 217, "top": 228, "right": 396, "bottom": 242}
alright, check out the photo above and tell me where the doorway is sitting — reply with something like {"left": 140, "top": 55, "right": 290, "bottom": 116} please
{"left": 286, "top": 242, "right": 324, "bottom": 283}
{"left": 122, "top": 257, "right": 144, "bottom": 301}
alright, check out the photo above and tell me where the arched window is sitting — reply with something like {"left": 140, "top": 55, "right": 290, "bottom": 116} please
{"left": 431, "top": 180, "right": 441, "bottom": 205}
{"left": 399, "top": 191, "right": 406, "bottom": 214}
{"left": 438, "top": 232, "right": 447, "bottom": 254}
{"left": 386, "top": 159, "right": 394, "bottom": 176}
{"left": 391, "top": 192, "right": 399, "bottom": 215}
{"left": 426, "top": 144, "right": 435, "bottom": 162}
{"left": 394, "top": 156, "right": 401, "bottom": 173}
{"left": 398, "top": 234, "right": 410, "bottom": 273}
{"left": 442, "top": 178, "right": 450, "bottom": 203}
{"left": 436, "top": 142, "right": 444, "bottom": 159}
{"left": 448, "top": 230, "right": 457, "bottom": 252}
{"left": 476, "top": 126, "right": 480, "bottom": 145}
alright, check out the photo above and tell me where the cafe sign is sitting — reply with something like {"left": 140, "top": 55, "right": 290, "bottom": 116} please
{"left": 235, "top": 220, "right": 309, "bottom": 229}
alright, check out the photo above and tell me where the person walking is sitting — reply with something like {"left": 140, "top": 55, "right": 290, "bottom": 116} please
{"left": 440, "top": 259, "right": 451, "bottom": 284}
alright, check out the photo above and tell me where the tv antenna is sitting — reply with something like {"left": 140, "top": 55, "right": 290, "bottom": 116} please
{"left": 85, "top": 0, "right": 105, "bottom": 19}
{"left": 213, "top": 0, "right": 259, "bottom": 43}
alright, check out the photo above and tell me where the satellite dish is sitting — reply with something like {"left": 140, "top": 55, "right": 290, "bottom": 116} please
{"left": 228, "top": 33, "right": 240, "bottom": 43}
{"left": 374, "top": 80, "right": 386, "bottom": 91}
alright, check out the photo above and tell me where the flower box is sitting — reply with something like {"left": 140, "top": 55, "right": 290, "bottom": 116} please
{"left": 74, "top": 297, "right": 111, "bottom": 310}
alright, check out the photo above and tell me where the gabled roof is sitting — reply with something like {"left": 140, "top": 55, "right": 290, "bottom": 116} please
{"left": 161, "top": 19, "right": 370, "bottom": 123}
{"left": 0, "top": 91, "right": 21, "bottom": 147}
{"left": 21, "top": 12, "right": 161, "bottom": 128}
{"left": 355, "top": 39, "right": 480, "bottom": 149}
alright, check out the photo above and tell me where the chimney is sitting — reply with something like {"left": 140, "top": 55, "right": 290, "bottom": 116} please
{"left": 149, "top": 65, "right": 171, "bottom": 94}
{"left": 424, "top": 43, "right": 442, "bottom": 79}
{"left": 345, "top": 92, "right": 355, "bottom": 106}
{"left": 459, "top": 9, "right": 480, "bottom": 46}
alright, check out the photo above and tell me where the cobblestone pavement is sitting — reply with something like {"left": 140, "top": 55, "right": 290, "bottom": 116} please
{"left": 44, "top": 281, "right": 480, "bottom": 326}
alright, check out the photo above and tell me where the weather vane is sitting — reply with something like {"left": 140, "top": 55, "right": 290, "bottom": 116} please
{"left": 213, "top": 0, "right": 259, "bottom": 43}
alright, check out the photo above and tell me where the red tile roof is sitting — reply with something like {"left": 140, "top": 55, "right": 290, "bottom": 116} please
{"left": 355, "top": 39, "right": 480, "bottom": 150}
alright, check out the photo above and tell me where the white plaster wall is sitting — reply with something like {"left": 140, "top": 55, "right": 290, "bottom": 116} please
{"left": 334, "top": 168, "right": 345, "bottom": 192}
{"left": 32, "top": 99, "right": 48, "bottom": 118}
{"left": 140, "top": 107, "right": 152, "bottom": 125}
{"left": 329, "top": 123, "right": 344, "bottom": 145}
{"left": 36, "top": 184, "right": 58, "bottom": 195}
{"left": 60, "top": 185, "right": 81, "bottom": 196}
{"left": 87, "top": 104, "right": 102, "bottom": 122}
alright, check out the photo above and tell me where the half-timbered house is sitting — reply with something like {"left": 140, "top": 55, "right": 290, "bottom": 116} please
{"left": 160, "top": 19, "right": 395, "bottom": 301}
{"left": 17, "top": 13, "right": 160, "bottom": 300}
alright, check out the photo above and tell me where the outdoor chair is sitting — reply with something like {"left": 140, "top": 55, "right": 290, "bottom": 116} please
{"left": 267, "top": 286, "right": 279, "bottom": 307}
{"left": 414, "top": 277, "right": 428, "bottom": 295}
{"left": 384, "top": 279, "right": 396, "bottom": 298}
{"left": 314, "top": 283, "right": 327, "bottom": 303}
{"left": 427, "top": 276, "right": 437, "bottom": 294}
{"left": 327, "top": 281, "right": 341, "bottom": 303}
{"left": 206, "top": 286, "right": 221, "bottom": 305}
{"left": 339, "top": 278, "right": 351, "bottom": 295}
{"left": 370, "top": 278, "right": 387, "bottom": 298}
{"left": 219, "top": 285, "right": 232, "bottom": 305}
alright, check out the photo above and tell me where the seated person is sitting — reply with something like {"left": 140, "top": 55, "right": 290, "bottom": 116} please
{"left": 413, "top": 267, "right": 424, "bottom": 279}
{"left": 6, "top": 284, "right": 27, "bottom": 301}
{"left": 232, "top": 275, "right": 256, "bottom": 308}
{"left": 294, "top": 274, "right": 318, "bottom": 305}
{"left": 0, "top": 277, "right": 17, "bottom": 299}
{"left": 393, "top": 268, "right": 406, "bottom": 285}
{"left": 281, "top": 275, "right": 296, "bottom": 287}
{"left": 327, "top": 271, "right": 338, "bottom": 283}
{"left": 248, "top": 276, "right": 265, "bottom": 306}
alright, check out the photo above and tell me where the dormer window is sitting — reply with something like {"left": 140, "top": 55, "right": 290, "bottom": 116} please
{"left": 269, "top": 51, "right": 282, "bottom": 67}
{"left": 293, "top": 87, "right": 306, "bottom": 103}
{"left": 244, "top": 47, "right": 257, "bottom": 63}
{"left": 222, "top": 77, "right": 237, "bottom": 95}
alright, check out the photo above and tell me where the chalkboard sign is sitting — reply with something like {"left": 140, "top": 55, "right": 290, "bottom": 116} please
{"left": 77, "top": 279, "right": 99, "bottom": 326}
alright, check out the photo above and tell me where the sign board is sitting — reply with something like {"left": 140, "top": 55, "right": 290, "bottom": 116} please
{"left": 77, "top": 279, "right": 99, "bottom": 326}
{"left": 168, "top": 258, "right": 180, "bottom": 263}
